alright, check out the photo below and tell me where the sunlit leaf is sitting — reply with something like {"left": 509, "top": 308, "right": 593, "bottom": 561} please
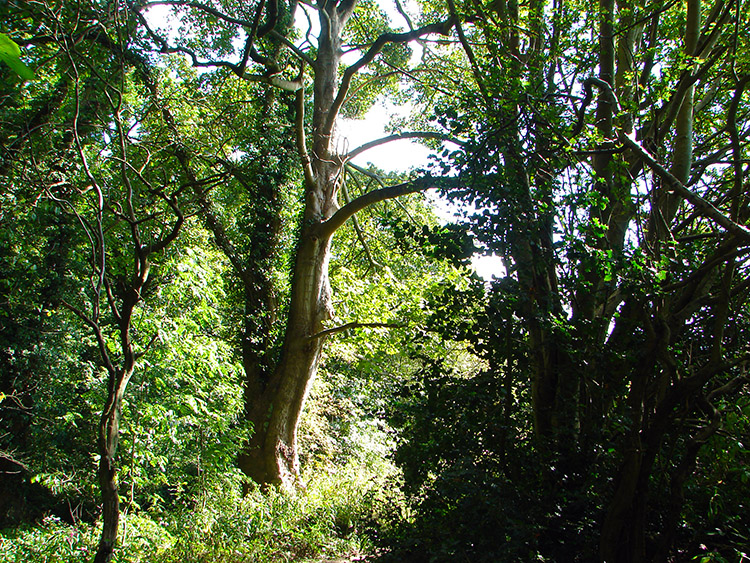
{"left": 0, "top": 33, "right": 35, "bottom": 80}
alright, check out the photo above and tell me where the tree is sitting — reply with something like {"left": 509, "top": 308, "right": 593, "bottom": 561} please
{"left": 389, "top": 0, "right": 750, "bottom": 559}
{"left": 0, "top": 2, "right": 238, "bottom": 558}
{"left": 124, "top": 0, "right": 459, "bottom": 488}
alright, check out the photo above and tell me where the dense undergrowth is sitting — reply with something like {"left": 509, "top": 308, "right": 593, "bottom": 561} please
{"left": 0, "top": 458, "right": 406, "bottom": 563}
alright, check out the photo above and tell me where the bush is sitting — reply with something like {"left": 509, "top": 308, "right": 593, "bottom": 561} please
{"left": 0, "top": 457, "right": 405, "bottom": 563}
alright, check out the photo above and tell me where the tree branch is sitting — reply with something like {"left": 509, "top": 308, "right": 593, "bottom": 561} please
{"left": 445, "top": 0, "right": 489, "bottom": 103}
{"left": 308, "top": 321, "right": 406, "bottom": 340}
{"left": 296, "top": 82, "right": 315, "bottom": 188}
{"left": 61, "top": 300, "right": 118, "bottom": 379}
{"left": 130, "top": 1, "right": 298, "bottom": 77}
{"left": 324, "top": 18, "right": 455, "bottom": 137}
{"left": 583, "top": 78, "right": 750, "bottom": 242}
{"left": 342, "top": 172, "right": 381, "bottom": 270}
{"left": 345, "top": 131, "right": 463, "bottom": 161}
{"left": 134, "top": 332, "right": 160, "bottom": 361}
{"left": 242, "top": 72, "right": 305, "bottom": 91}
{"left": 317, "top": 174, "right": 441, "bottom": 238}
{"left": 620, "top": 131, "right": 750, "bottom": 242}
{"left": 139, "top": 1, "right": 254, "bottom": 27}
{"left": 269, "top": 30, "right": 316, "bottom": 68}
{"left": 707, "top": 368, "right": 750, "bottom": 402}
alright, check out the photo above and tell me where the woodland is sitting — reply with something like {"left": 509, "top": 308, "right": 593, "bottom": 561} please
{"left": 1, "top": 0, "right": 749, "bottom": 561}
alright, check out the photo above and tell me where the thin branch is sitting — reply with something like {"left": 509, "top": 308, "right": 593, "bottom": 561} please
{"left": 346, "top": 162, "right": 421, "bottom": 223}
{"left": 143, "top": 194, "right": 184, "bottom": 255}
{"left": 104, "top": 278, "right": 122, "bottom": 324}
{"left": 445, "top": 0, "right": 489, "bottom": 103}
{"left": 345, "top": 161, "right": 387, "bottom": 182}
{"left": 345, "top": 131, "right": 464, "bottom": 161}
{"left": 63, "top": 37, "right": 107, "bottom": 321}
{"left": 61, "top": 300, "right": 117, "bottom": 379}
{"left": 268, "top": 30, "right": 316, "bottom": 68}
{"left": 139, "top": 1, "right": 254, "bottom": 28}
{"left": 653, "top": 44, "right": 728, "bottom": 140}
{"left": 134, "top": 332, "right": 160, "bottom": 360}
{"left": 394, "top": 0, "right": 415, "bottom": 30}
{"left": 380, "top": 59, "right": 461, "bottom": 99}
{"left": 324, "top": 19, "right": 455, "bottom": 137}
{"left": 706, "top": 366, "right": 750, "bottom": 402}
{"left": 727, "top": 76, "right": 750, "bottom": 217}
{"left": 308, "top": 321, "right": 406, "bottom": 340}
{"left": 342, "top": 172, "right": 381, "bottom": 270}
{"left": 129, "top": 0, "right": 297, "bottom": 78}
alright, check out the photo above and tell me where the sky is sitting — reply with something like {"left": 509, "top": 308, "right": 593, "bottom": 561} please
{"left": 143, "top": 2, "right": 504, "bottom": 279}
{"left": 338, "top": 105, "right": 504, "bottom": 280}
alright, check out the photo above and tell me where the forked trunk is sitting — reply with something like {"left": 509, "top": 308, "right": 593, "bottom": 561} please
{"left": 234, "top": 0, "right": 445, "bottom": 489}
{"left": 237, "top": 0, "right": 348, "bottom": 489}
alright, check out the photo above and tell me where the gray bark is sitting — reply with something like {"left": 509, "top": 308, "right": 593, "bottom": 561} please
{"left": 236, "top": 1, "right": 450, "bottom": 489}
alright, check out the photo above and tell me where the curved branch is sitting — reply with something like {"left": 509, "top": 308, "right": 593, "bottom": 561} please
{"left": 394, "top": 0, "right": 415, "bottom": 31}
{"left": 131, "top": 1, "right": 302, "bottom": 76}
{"left": 269, "top": 29, "right": 316, "bottom": 68}
{"left": 652, "top": 44, "right": 728, "bottom": 139}
{"left": 318, "top": 174, "right": 455, "bottom": 238}
{"left": 143, "top": 196, "right": 184, "bottom": 255}
{"left": 345, "top": 131, "right": 464, "bottom": 161}
{"left": 727, "top": 76, "right": 750, "bottom": 215}
{"left": 257, "top": 0, "right": 278, "bottom": 37}
{"left": 323, "top": 18, "right": 455, "bottom": 137}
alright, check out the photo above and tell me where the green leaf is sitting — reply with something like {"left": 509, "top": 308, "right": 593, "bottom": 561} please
{"left": 0, "top": 33, "right": 35, "bottom": 80}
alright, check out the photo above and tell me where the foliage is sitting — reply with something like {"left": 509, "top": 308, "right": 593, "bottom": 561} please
{"left": 0, "top": 33, "right": 34, "bottom": 80}
{"left": 0, "top": 458, "right": 402, "bottom": 563}
{"left": 2, "top": 0, "right": 749, "bottom": 561}
{"left": 383, "top": 0, "right": 750, "bottom": 560}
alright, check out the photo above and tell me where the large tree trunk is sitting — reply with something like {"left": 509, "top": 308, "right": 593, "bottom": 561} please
{"left": 236, "top": 0, "right": 352, "bottom": 489}
{"left": 239, "top": 233, "right": 333, "bottom": 487}
{"left": 233, "top": 0, "right": 450, "bottom": 489}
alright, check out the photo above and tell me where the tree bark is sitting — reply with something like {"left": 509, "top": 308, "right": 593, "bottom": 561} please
{"left": 236, "top": 0, "right": 348, "bottom": 488}
{"left": 94, "top": 367, "right": 132, "bottom": 563}
{"left": 234, "top": 0, "right": 452, "bottom": 488}
{"left": 239, "top": 231, "right": 334, "bottom": 487}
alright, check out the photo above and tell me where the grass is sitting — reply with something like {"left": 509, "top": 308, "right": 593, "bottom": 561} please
{"left": 0, "top": 458, "right": 404, "bottom": 563}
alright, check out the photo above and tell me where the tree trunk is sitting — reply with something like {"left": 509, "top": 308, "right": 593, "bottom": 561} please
{"left": 239, "top": 232, "right": 334, "bottom": 488}
{"left": 232, "top": 0, "right": 450, "bottom": 489}
{"left": 93, "top": 366, "right": 132, "bottom": 563}
{"left": 237, "top": 0, "right": 350, "bottom": 489}
{"left": 93, "top": 409, "right": 121, "bottom": 563}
